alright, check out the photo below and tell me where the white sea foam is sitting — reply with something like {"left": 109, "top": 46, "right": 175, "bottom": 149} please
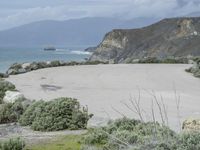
{"left": 54, "top": 49, "right": 70, "bottom": 55}
{"left": 71, "top": 51, "right": 91, "bottom": 55}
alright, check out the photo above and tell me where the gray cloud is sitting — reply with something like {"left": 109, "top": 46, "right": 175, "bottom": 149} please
{"left": 0, "top": 0, "right": 200, "bottom": 30}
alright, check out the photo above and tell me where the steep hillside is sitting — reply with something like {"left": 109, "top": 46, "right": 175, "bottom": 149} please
{"left": 89, "top": 17, "right": 200, "bottom": 63}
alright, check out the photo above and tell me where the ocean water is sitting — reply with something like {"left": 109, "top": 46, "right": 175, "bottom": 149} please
{"left": 0, "top": 46, "right": 91, "bottom": 73}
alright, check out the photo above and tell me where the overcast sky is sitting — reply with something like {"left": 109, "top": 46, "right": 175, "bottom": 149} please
{"left": 0, "top": 0, "right": 200, "bottom": 30}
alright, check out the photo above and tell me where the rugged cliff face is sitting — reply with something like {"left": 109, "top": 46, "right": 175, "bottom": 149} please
{"left": 89, "top": 17, "right": 200, "bottom": 63}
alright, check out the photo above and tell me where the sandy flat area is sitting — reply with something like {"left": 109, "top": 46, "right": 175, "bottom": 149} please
{"left": 6, "top": 64, "right": 200, "bottom": 131}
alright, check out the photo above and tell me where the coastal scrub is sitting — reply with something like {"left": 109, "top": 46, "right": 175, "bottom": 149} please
{"left": 19, "top": 97, "right": 92, "bottom": 131}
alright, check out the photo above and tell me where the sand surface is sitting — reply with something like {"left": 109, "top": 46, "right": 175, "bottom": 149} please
{"left": 6, "top": 64, "right": 200, "bottom": 131}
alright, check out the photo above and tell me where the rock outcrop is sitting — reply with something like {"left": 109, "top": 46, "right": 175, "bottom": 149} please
{"left": 6, "top": 60, "right": 108, "bottom": 75}
{"left": 3, "top": 91, "right": 25, "bottom": 103}
{"left": 182, "top": 118, "right": 200, "bottom": 131}
{"left": 186, "top": 57, "right": 200, "bottom": 78}
{"left": 89, "top": 17, "right": 200, "bottom": 63}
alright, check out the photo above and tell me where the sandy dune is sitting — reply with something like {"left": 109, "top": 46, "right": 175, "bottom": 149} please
{"left": 6, "top": 64, "right": 200, "bottom": 131}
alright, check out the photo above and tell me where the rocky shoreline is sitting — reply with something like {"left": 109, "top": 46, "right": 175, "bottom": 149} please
{"left": 2, "top": 60, "right": 108, "bottom": 76}
{"left": 1, "top": 57, "right": 197, "bottom": 78}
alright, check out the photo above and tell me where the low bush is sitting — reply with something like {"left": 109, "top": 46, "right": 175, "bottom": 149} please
{"left": 0, "top": 80, "right": 15, "bottom": 104}
{"left": 0, "top": 138, "right": 25, "bottom": 150}
{"left": 176, "top": 132, "right": 200, "bottom": 150}
{"left": 138, "top": 57, "right": 160, "bottom": 63}
{"left": 19, "top": 97, "right": 92, "bottom": 131}
{"left": 82, "top": 118, "right": 200, "bottom": 150}
{"left": 0, "top": 98, "right": 29, "bottom": 124}
{"left": 140, "top": 57, "right": 187, "bottom": 64}
{"left": 83, "top": 61, "right": 109, "bottom": 65}
{"left": 50, "top": 60, "right": 62, "bottom": 67}
{"left": 83, "top": 118, "right": 176, "bottom": 150}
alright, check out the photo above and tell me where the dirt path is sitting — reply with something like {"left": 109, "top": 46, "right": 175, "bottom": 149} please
{"left": 0, "top": 123, "right": 86, "bottom": 145}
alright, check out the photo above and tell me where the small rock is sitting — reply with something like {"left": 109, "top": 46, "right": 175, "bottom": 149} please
{"left": 7, "top": 69, "right": 18, "bottom": 75}
{"left": 18, "top": 68, "right": 26, "bottom": 74}
{"left": 3, "top": 91, "right": 25, "bottom": 103}
{"left": 182, "top": 118, "right": 200, "bottom": 131}
{"left": 0, "top": 73, "right": 9, "bottom": 78}
{"left": 22, "top": 63, "right": 31, "bottom": 69}
{"left": 46, "top": 61, "right": 51, "bottom": 65}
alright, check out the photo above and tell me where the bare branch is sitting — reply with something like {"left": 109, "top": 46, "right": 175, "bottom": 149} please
{"left": 129, "top": 93, "right": 144, "bottom": 122}
{"left": 102, "top": 130, "right": 131, "bottom": 147}
{"left": 111, "top": 106, "right": 126, "bottom": 118}
{"left": 151, "top": 99, "right": 157, "bottom": 141}
{"left": 152, "top": 92, "right": 165, "bottom": 125}
{"left": 160, "top": 95, "right": 169, "bottom": 126}
{"left": 120, "top": 101, "right": 138, "bottom": 114}
{"left": 173, "top": 84, "right": 181, "bottom": 131}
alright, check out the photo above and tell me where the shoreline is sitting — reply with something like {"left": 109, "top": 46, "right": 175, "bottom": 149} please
{"left": 6, "top": 64, "right": 200, "bottom": 132}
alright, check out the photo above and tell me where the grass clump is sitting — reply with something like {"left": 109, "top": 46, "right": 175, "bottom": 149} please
{"left": 19, "top": 97, "right": 92, "bottom": 131}
{"left": 27, "top": 135, "right": 82, "bottom": 150}
{"left": 176, "top": 132, "right": 200, "bottom": 150}
{"left": 0, "top": 138, "right": 25, "bottom": 150}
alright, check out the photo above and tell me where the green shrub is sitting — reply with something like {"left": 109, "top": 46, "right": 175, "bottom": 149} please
{"left": 176, "top": 132, "right": 200, "bottom": 150}
{"left": 0, "top": 98, "right": 28, "bottom": 124}
{"left": 50, "top": 60, "right": 61, "bottom": 67}
{"left": 138, "top": 57, "right": 160, "bottom": 63}
{"left": 19, "top": 100, "right": 44, "bottom": 126}
{"left": 83, "top": 118, "right": 200, "bottom": 150}
{"left": 19, "top": 97, "right": 92, "bottom": 131}
{"left": 84, "top": 61, "right": 109, "bottom": 65}
{"left": 0, "top": 138, "right": 25, "bottom": 150}
{"left": 36, "top": 62, "right": 48, "bottom": 69}
{"left": 0, "top": 80, "right": 15, "bottom": 104}
{"left": 83, "top": 118, "right": 176, "bottom": 150}
{"left": 84, "top": 128, "right": 108, "bottom": 145}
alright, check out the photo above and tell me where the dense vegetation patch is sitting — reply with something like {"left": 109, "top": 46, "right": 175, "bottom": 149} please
{"left": 128, "top": 57, "right": 189, "bottom": 64}
{"left": 0, "top": 138, "right": 25, "bottom": 150}
{"left": 0, "top": 98, "right": 29, "bottom": 124}
{"left": 19, "top": 97, "right": 92, "bottom": 131}
{"left": 81, "top": 118, "right": 200, "bottom": 150}
{"left": 0, "top": 94, "right": 92, "bottom": 132}
{"left": 0, "top": 80, "right": 15, "bottom": 104}
{"left": 82, "top": 118, "right": 176, "bottom": 150}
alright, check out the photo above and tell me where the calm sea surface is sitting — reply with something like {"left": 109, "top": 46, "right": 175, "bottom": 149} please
{"left": 0, "top": 46, "right": 91, "bottom": 73}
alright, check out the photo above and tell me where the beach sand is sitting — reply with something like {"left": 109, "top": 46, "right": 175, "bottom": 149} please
{"left": 6, "top": 64, "right": 200, "bottom": 131}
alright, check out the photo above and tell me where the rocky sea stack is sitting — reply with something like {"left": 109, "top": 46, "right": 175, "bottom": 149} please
{"left": 89, "top": 17, "right": 200, "bottom": 63}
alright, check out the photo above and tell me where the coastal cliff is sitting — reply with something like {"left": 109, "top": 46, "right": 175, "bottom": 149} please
{"left": 89, "top": 17, "right": 200, "bottom": 63}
